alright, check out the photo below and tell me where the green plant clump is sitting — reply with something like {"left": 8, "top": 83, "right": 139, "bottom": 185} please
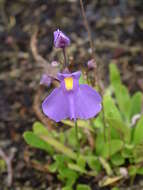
{"left": 24, "top": 63, "right": 143, "bottom": 189}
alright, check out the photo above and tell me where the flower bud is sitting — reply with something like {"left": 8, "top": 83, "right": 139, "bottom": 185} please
{"left": 54, "top": 29, "right": 70, "bottom": 48}
{"left": 87, "top": 59, "right": 96, "bottom": 69}
{"left": 40, "top": 74, "right": 52, "bottom": 87}
{"left": 51, "top": 61, "right": 59, "bottom": 67}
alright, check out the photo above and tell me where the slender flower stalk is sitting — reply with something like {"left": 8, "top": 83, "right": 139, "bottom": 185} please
{"left": 79, "top": 0, "right": 95, "bottom": 58}
{"left": 79, "top": 0, "right": 107, "bottom": 142}
{"left": 75, "top": 121, "right": 80, "bottom": 153}
{"left": 62, "top": 47, "right": 67, "bottom": 68}
{"left": 54, "top": 29, "right": 70, "bottom": 68}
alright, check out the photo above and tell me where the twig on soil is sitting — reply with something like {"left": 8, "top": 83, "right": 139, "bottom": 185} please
{"left": 30, "top": 27, "right": 58, "bottom": 130}
{"left": 33, "top": 86, "right": 53, "bottom": 130}
{"left": 95, "top": 39, "right": 142, "bottom": 54}
{"left": 30, "top": 27, "right": 48, "bottom": 66}
{"left": 24, "top": 148, "right": 50, "bottom": 173}
{"left": 30, "top": 27, "right": 58, "bottom": 77}
{"left": 0, "top": 148, "right": 15, "bottom": 187}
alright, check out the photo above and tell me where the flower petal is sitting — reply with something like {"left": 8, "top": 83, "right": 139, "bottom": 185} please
{"left": 58, "top": 71, "right": 81, "bottom": 81}
{"left": 74, "top": 84, "right": 102, "bottom": 119}
{"left": 71, "top": 71, "right": 81, "bottom": 79}
{"left": 40, "top": 74, "right": 52, "bottom": 86}
{"left": 42, "top": 87, "right": 69, "bottom": 122}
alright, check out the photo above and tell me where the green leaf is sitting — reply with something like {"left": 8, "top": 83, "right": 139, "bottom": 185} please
{"left": 130, "top": 92, "right": 142, "bottom": 118}
{"left": 99, "top": 176, "right": 122, "bottom": 187}
{"left": 62, "top": 187, "right": 73, "bottom": 190}
{"left": 128, "top": 165, "right": 137, "bottom": 176}
{"left": 68, "top": 163, "right": 86, "bottom": 174}
{"left": 86, "top": 156, "right": 101, "bottom": 172}
{"left": 54, "top": 155, "right": 77, "bottom": 186}
{"left": 106, "top": 118, "right": 131, "bottom": 143}
{"left": 114, "top": 84, "right": 131, "bottom": 121}
{"left": 111, "top": 153, "right": 125, "bottom": 166}
{"left": 133, "top": 143, "right": 143, "bottom": 163}
{"left": 133, "top": 116, "right": 143, "bottom": 145}
{"left": 77, "top": 155, "right": 86, "bottom": 170}
{"left": 99, "top": 157, "right": 113, "bottom": 176}
{"left": 59, "top": 132, "right": 66, "bottom": 144}
{"left": 40, "top": 135, "right": 77, "bottom": 160}
{"left": 109, "top": 63, "right": 121, "bottom": 87}
{"left": 103, "top": 94, "right": 131, "bottom": 141}
{"left": 0, "top": 159, "right": 6, "bottom": 172}
{"left": 109, "top": 63, "right": 131, "bottom": 121}
{"left": 59, "top": 168, "right": 78, "bottom": 186}
{"left": 137, "top": 167, "right": 143, "bottom": 175}
{"left": 95, "top": 132, "right": 105, "bottom": 156}
{"left": 79, "top": 73, "right": 86, "bottom": 84}
{"left": 76, "top": 184, "right": 91, "bottom": 190}
{"left": 111, "top": 188, "right": 120, "bottom": 190}
{"left": 48, "top": 162, "right": 57, "bottom": 173}
{"left": 66, "top": 128, "right": 77, "bottom": 147}
{"left": 33, "top": 121, "right": 49, "bottom": 135}
{"left": 101, "top": 140, "right": 123, "bottom": 158}
{"left": 93, "top": 113, "right": 103, "bottom": 129}
{"left": 23, "top": 132, "right": 54, "bottom": 154}
{"left": 121, "top": 148, "right": 133, "bottom": 159}
{"left": 54, "top": 154, "right": 71, "bottom": 170}
{"left": 103, "top": 95, "right": 122, "bottom": 122}
{"left": 62, "top": 120, "right": 94, "bottom": 132}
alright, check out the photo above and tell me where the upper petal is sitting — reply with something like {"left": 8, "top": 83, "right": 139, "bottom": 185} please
{"left": 57, "top": 71, "right": 81, "bottom": 81}
{"left": 71, "top": 71, "right": 81, "bottom": 79}
{"left": 40, "top": 74, "right": 52, "bottom": 86}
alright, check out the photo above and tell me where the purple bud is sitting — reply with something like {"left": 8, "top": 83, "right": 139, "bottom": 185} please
{"left": 54, "top": 29, "right": 70, "bottom": 48}
{"left": 51, "top": 61, "right": 59, "bottom": 67}
{"left": 40, "top": 74, "right": 52, "bottom": 87}
{"left": 87, "top": 59, "right": 96, "bottom": 69}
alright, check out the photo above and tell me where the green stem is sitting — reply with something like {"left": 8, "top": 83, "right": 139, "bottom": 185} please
{"left": 101, "top": 103, "right": 106, "bottom": 143}
{"left": 75, "top": 121, "right": 80, "bottom": 153}
{"left": 62, "top": 47, "right": 67, "bottom": 68}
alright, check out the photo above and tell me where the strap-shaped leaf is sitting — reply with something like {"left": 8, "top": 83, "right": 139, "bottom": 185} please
{"left": 40, "top": 135, "right": 77, "bottom": 160}
{"left": 103, "top": 95, "right": 122, "bottom": 121}
{"left": 130, "top": 92, "right": 142, "bottom": 119}
{"left": 109, "top": 63, "right": 121, "bottom": 88}
{"left": 23, "top": 132, "right": 54, "bottom": 154}
{"left": 62, "top": 120, "right": 94, "bottom": 132}
{"left": 133, "top": 116, "right": 143, "bottom": 145}
{"left": 114, "top": 84, "right": 131, "bottom": 122}
{"left": 76, "top": 184, "right": 91, "bottom": 190}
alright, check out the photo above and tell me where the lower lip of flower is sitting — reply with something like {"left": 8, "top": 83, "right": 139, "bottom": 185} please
{"left": 64, "top": 77, "right": 73, "bottom": 90}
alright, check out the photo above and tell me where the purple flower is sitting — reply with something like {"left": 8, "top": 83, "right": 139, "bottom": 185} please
{"left": 40, "top": 74, "right": 52, "bottom": 87}
{"left": 54, "top": 29, "right": 70, "bottom": 48}
{"left": 42, "top": 71, "right": 102, "bottom": 122}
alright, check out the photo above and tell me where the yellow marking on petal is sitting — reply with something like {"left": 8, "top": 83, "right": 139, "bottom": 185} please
{"left": 64, "top": 77, "right": 73, "bottom": 90}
